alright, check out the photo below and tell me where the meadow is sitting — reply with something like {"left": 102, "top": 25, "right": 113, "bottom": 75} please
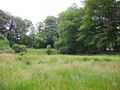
{"left": 0, "top": 49, "right": 120, "bottom": 90}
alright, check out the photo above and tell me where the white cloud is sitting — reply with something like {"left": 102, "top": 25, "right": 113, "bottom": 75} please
{"left": 0, "top": 0, "right": 83, "bottom": 25}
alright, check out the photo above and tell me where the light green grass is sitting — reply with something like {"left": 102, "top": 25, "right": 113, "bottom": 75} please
{"left": 0, "top": 49, "right": 120, "bottom": 90}
{"left": 27, "top": 48, "right": 59, "bottom": 55}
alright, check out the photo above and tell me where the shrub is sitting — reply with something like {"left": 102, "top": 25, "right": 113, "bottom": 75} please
{"left": 0, "top": 34, "right": 10, "bottom": 51}
{"left": 3, "top": 49, "right": 15, "bottom": 54}
{"left": 46, "top": 45, "right": 52, "bottom": 55}
{"left": 12, "top": 44, "right": 27, "bottom": 53}
{"left": 54, "top": 39, "right": 62, "bottom": 50}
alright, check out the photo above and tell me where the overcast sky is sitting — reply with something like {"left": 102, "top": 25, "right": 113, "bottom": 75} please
{"left": 0, "top": 0, "right": 83, "bottom": 25}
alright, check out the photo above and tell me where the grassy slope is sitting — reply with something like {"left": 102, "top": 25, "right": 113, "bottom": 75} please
{"left": 0, "top": 49, "right": 120, "bottom": 90}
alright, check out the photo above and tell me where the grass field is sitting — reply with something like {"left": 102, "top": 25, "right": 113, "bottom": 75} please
{"left": 0, "top": 49, "right": 120, "bottom": 90}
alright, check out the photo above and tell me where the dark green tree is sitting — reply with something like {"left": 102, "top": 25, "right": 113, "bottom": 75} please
{"left": 78, "top": 0, "right": 120, "bottom": 53}
{"left": 56, "top": 5, "right": 84, "bottom": 54}
{"left": 0, "top": 9, "right": 16, "bottom": 40}
{"left": 12, "top": 17, "right": 35, "bottom": 45}
{"left": 37, "top": 16, "right": 58, "bottom": 48}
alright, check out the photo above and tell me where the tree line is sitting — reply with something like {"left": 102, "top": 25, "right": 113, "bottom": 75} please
{"left": 0, "top": 0, "right": 120, "bottom": 54}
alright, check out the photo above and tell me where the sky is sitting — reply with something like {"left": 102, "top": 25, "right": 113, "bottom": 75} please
{"left": 0, "top": 0, "right": 83, "bottom": 25}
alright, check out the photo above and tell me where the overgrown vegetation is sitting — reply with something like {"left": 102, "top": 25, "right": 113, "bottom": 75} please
{"left": 46, "top": 45, "right": 52, "bottom": 55}
{"left": 0, "top": 49, "right": 120, "bottom": 90}
{"left": 12, "top": 44, "right": 27, "bottom": 53}
{"left": 0, "top": 34, "right": 10, "bottom": 51}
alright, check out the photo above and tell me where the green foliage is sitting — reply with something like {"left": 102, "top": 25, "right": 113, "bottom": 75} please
{"left": 77, "top": 0, "right": 120, "bottom": 53}
{"left": 54, "top": 38, "right": 61, "bottom": 48}
{"left": 1, "top": 0, "right": 120, "bottom": 54}
{"left": 56, "top": 6, "right": 84, "bottom": 54}
{"left": 46, "top": 45, "right": 52, "bottom": 55}
{"left": 12, "top": 44, "right": 27, "bottom": 53}
{"left": 0, "top": 9, "right": 35, "bottom": 47}
{"left": 36, "top": 16, "right": 58, "bottom": 48}
{"left": 13, "top": 17, "right": 35, "bottom": 45}
{"left": 0, "top": 34, "right": 10, "bottom": 51}
{"left": 0, "top": 9, "right": 15, "bottom": 35}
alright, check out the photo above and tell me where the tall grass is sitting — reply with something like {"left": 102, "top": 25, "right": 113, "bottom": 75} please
{"left": 0, "top": 49, "right": 120, "bottom": 90}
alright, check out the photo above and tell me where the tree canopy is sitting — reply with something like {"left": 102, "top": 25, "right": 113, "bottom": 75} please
{"left": 0, "top": 0, "right": 120, "bottom": 54}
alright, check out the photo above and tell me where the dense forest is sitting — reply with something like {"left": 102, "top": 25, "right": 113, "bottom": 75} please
{"left": 0, "top": 0, "right": 120, "bottom": 54}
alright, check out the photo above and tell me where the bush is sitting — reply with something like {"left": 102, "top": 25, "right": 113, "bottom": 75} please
{"left": 0, "top": 34, "right": 10, "bottom": 51}
{"left": 12, "top": 44, "right": 27, "bottom": 53}
{"left": 46, "top": 45, "right": 52, "bottom": 55}
{"left": 3, "top": 49, "right": 15, "bottom": 54}
{"left": 54, "top": 39, "right": 62, "bottom": 50}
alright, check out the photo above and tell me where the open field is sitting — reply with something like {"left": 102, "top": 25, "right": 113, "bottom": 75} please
{"left": 0, "top": 49, "right": 120, "bottom": 90}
